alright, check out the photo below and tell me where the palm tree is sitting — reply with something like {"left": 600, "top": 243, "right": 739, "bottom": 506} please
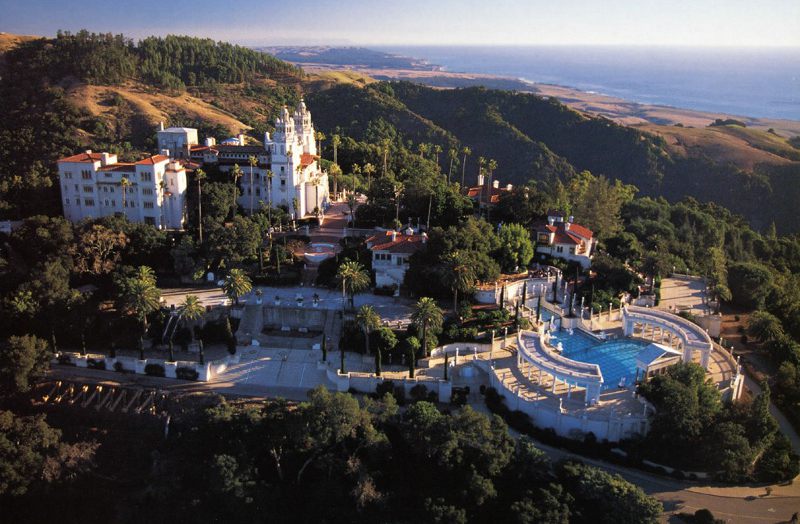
{"left": 292, "top": 196, "right": 300, "bottom": 224}
{"left": 447, "top": 148, "right": 458, "bottom": 183}
{"left": 159, "top": 180, "right": 168, "bottom": 229}
{"left": 433, "top": 144, "right": 443, "bottom": 169}
{"left": 747, "top": 310, "right": 784, "bottom": 343}
{"left": 381, "top": 138, "right": 390, "bottom": 176}
{"left": 119, "top": 265, "right": 160, "bottom": 360}
{"left": 356, "top": 305, "right": 381, "bottom": 358}
{"left": 223, "top": 269, "right": 253, "bottom": 305}
{"left": 231, "top": 163, "right": 243, "bottom": 218}
{"left": 311, "top": 174, "right": 322, "bottom": 217}
{"left": 315, "top": 131, "right": 326, "bottom": 157}
{"left": 486, "top": 159, "right": 498, "bottom": 221}
{"left": 444, "top": 251, "right": 475, "bottom": 315}
{"left": 248, "top": 155, "right": 258, "bottom": 215}
{"left": 411, "top": 297, "right": 443, "bottom": 361}
{"left": 265, "top": 169, "right": 274, "bottom": 224}
{"left": 196, "top": 169, "right": 206, "bottom": 243}
{"left": 363, "top": 163, "right": 376, "bottom": 192}
{"left": 332, "top": 133, "right": 341, "bottom": 165}
{"left": 120, "top": 176, "right": 130, "bottom": 219}
{"left": 336, "top": 260, "right": 370, "bottom": 311}
{"left": 178, "top": 294, "right": 204, "bottom": 344}
{"left": 461, "top": 146, "right": 471, "bottom": 188}
{"left": 417, "top": 143, "right": 429, "bottom": 159}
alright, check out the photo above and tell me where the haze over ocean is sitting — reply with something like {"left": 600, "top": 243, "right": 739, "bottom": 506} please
{"left": 378, "top": 45, "right": 800, "bottom": 120}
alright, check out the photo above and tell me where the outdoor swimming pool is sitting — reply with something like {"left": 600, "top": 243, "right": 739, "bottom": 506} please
{"left": 540, "top": 310, "right": 648, "bottom": 388}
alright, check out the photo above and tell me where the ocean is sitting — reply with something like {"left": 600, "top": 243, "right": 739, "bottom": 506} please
{"left": 377, "top": 45, "right": 800, "bottom": 121}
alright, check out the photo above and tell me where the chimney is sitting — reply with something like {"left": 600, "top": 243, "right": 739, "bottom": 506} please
{"left": 422, "top": 232, "right": 428, "bottom": 244}
{"left": 564, "top": 222, "right": 571, "bottom": 231}
{"left": 85, "top": 149, "right": 93, "bottom": 155}
{"left": 238, "top": 134, "right": 246, "bottom": 146}
{"left": 204, "top": 137, "right": 216, "bottom": 147}
{"left": 477, "top": 174, "right": 485, "bottom": 187}
{"left": 568, "top": 215, "right": 574, "bottom": 223}
{"left": 548, "top": 217, "right": 555, "bottom": 226}
{"left": 493, "top": 180, "right": 499, "bottom": 189}
{"left": 506, "top": 183, "right": 513, "bottom": 191}
{"left": 100, "top": 152, "right": 113, "bottom": 166}
{"left": 159, "top": 121, "right": 164, "bottom": 131}
{"left": 161, "top": 149, "right": 170, "bottom": 158}
{"left": 391, "top": 230, "right": 397, "bottom": 242}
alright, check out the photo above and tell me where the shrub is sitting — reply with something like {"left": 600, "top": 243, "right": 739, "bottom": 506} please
{"left": 374, "top": 380, "right": 395, "bottom": 399}
{"left": 57, "top": 353, "right": 73, "bottom": 365}
{"left": 114, "top": 361, "right": 125, "bottom": 372}
{"left": 87, "top": 358, "right": 106, "bottom": 370}
{"left": 144, "top": 363, "right": 165, "bottom": 377}
{"left": 450, "top": 386, "right": 469, "bottom": 406}
{"left": 176, "top": 367, "right": 199, "bottom": 381}
{"left": 373, "top": 285, "right": 397, "bottom": 297}
{"left": 409, "top": 384, "right": 429, "bottom": 402}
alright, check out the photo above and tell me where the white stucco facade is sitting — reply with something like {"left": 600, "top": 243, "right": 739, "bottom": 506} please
{"left": 58, "top": 151, "right": 187, "bottom": 229}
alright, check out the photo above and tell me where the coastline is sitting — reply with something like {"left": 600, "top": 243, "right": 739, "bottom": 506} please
{"left": 302, "top": 63, "right": 800, "bottom": 138}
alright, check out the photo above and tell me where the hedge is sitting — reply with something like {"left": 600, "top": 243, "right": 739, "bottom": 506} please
{"left": 176, "top": 367, "right": 199, "bottom": 381}
{"left": 144, "top": 363, "right": 165, "bottom": 377}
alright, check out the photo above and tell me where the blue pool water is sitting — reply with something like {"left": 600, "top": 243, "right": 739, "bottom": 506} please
{"left": 539, "top": 310, "right": 648, "bottom": 388}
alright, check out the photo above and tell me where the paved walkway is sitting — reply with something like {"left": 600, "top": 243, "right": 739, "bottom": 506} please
{"left": 659, "top": 276, "right": 712, "bottom": 316}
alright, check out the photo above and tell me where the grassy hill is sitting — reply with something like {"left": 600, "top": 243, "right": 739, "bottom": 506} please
{"left": 0, "top": 30, "right": 798, "bottom": 232}
{"left": 637, "top": 123, "right": 800, "bottom": 168}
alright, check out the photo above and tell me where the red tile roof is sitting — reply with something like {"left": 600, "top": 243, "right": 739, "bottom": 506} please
{"left": 135, "top": 154, "right": 170, "bottom": 165}
{"left": 565, "top": 222, "right": 593, "bottom": 239}
{"left": 467, "top": 185, "right": 507, "bottom": 204}
{"left": 300, "top": 153, "right": 317, "bottom": 168}
{"left": 536, "top": 223, "right": 592, "bottom": 245}
{"left": 368, "top": 232, "right": 426, "bottom": 254}
{"left": 58, "top": 152, "right": 104, "bottom": 163}
{"left": 96, "top": 163, "right": 136, "bottom": 172}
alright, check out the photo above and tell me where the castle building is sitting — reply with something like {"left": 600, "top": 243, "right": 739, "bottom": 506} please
{"left": 366, "top": 228, "right": 427, "bottom": 289}
{"left": 187, "top": 99, "right": 329, "bottom": 218}
{"left": 534, "top": 211, "right": 596, "bottom": 268}
{"left": 57, "top": 100, "right": 328, "bottom": 230}
{"left": 57, "top": 151, "right": 187, "bottom": 229}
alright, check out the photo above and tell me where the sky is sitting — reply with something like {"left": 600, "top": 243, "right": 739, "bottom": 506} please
{"left": 1, "top": 0, "right": 799, "bottom": 47}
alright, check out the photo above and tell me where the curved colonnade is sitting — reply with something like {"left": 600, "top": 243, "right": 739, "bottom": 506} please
{"left": 622, "top": 305, "right": 713, "bottom": 369}
{"left": 516, "top": 330, "right": 604, "bottom": 404}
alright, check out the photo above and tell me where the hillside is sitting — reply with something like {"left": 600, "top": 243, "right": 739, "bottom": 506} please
{"left": 1, "top": 31, "right": 799, "bottom": 233}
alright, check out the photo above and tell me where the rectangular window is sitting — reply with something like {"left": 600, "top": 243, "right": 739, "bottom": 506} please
{"left": 143, "top": 201, "right": 154, "bottom": 209}
{"left": 83, "top": 186, "right": 94, "bottom": 193}
{"left": 569, "top": 247, "right": 575, "bottom": 254}
{"left": 84, "top": 198, "right": 94, "bottom": 206}
{"left": 74, "top": 184, "right": 78, "bottom": 191}
{"left": 111, "top": 200, "right": 116, "bottom": 207}
{"left": 144, "top": 217, "right": 155, "bottom": 225}
{"left": 142, "top": 188, "right": 154, "bottom": 196}
{"left": 281, "top": 179, "right": 286, "bottom": 186}
{"left": 82, "top": 171, "right": 92, "bottom": 180}
{"left": 556, "top": 246, "right": 563, "bottom": 253}
{"left": 140, "top": 173, "right": 152, "bottom": 182}
{"left": 64, "top": 172, "right": 72, "bottom": 179}
{"left": 65, "top": 198, "right": 70, "bottom": 205}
